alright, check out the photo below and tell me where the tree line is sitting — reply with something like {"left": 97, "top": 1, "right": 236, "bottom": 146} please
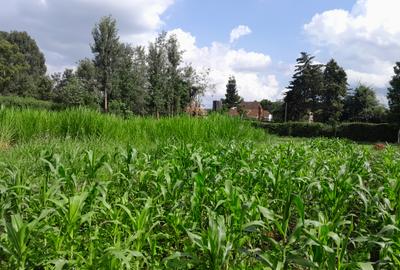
{"left": 0, "top": 16, "right": 209, "bottom": 116}
{"left": 260, "top": 52, "right": 400, "bottom": 124}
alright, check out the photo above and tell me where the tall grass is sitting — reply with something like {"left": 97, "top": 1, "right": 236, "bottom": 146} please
{"left": 0, "top": 108, "right": 267, "bottom": 148}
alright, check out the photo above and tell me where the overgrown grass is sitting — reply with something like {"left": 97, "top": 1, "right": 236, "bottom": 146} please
{"left": 0, "top": 108, "right": 267, "bottom": 150}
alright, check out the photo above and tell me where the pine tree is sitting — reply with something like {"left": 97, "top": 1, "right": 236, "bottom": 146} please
{"left": 387, "top": 62, "right": 400, "bottom": 123}
{"left": 284, "top": 52, "right": 323, "bottom": 121}
{"left": 321, "top": 59, "right": 348, "bottom": 123}
{"left": 223, "top": 76, "right": 241, "bottom": 109}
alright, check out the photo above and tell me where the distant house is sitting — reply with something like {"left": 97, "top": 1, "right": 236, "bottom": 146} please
{"left": 185, "top": 100, "right": 207, "bottom": 116}
{"left": 228, "top": 101, "right": 271, "bottom": 121}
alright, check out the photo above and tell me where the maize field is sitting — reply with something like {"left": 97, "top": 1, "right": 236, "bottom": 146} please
{"left": 0, "top": 109, "right": 399, "bottom": 269}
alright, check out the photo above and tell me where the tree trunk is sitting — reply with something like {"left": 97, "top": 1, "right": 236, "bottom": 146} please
{"left": 104, "top": 89, "right": 108, "bottom": 112}
{"left": 103, "top": 71, "right": 109, "bottom": 113}
{"left": 398, "top": 128, "right": 400, "bottom": 144}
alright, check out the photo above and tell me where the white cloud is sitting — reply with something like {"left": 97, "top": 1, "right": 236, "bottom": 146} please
{"left": 346, "top": 69, "right": 392, "bottom": 89}
{"left": 230, "top": 25, "right": 252, "bottom": 43}
{"left": 168, "top": 29, "right": 281, "bottom": 107}
{"left": 0, "top": 0, "right": 175, "bottom": 72}
{"left": 0, "top": 1, "right": 283, "bottom": 105}
{"left": 304, "top": 0, "right": 400, "bottom": 99}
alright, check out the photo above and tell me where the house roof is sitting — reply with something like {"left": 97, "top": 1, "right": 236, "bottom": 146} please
{"left": 240, "top": 101, "right": 261, "bottom": 110}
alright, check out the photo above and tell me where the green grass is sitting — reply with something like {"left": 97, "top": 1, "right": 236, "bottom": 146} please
{"left": 0, "top": 108, "right": 399, "bottom": 269}
{"left": 0, "top": 108, "right": 267, "bottom": 151}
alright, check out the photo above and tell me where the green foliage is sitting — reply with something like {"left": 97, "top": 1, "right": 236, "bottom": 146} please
{"left": 0, "top": 31, "right": 51, "bottom": 99}
{"left": 261, "top": 99, "right": 285, "bottom": 122}
{"left": 0, "top": 38, "right": 29, "bottom": 95}
{"left": 52, "top": 69, "right": 100, "bottom": 108}
{"left": 91, "top": 15, "right": 121, "bottom": 112}
{"left": 0, "top": 95, "right": 60, "bottom": 110}
{"left": 259, "top": 122, "right": 333, "bottom": 138}
{"left": 387, "top": 62, "right": 400, "bottom": 123}
{"left": 0, "top": 108, "right": 266, "bottom": 147}
{"left": 260, "top": 121, "right": 399, "bottom": 142}
{"left": 336, "top": 123, "right": 398, "bottom": 142}
{"left": 285, "top": 52, "right": 324, "bottom": 121}
{"left": 222, "top": 76, "right": 242, "bottom": 109}
{"left": 1, "top": 18, "right": 208, "bottom": 116}
{"left": 321, "top": 59, "right": 348, "bottom": 123}
{"left": 1, "top": 31, "right": 47, "bottom": 76}
{"left": 54, "top": 77, "right": 99, "bottom": 108}
{"left": 343, "top": 84, "right": 387, "bottom": 123}
{"left": 260, "top": 99, "right": 273, "bottom": 111}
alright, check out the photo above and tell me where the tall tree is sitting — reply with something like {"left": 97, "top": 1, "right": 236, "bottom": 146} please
{"left": 284, "top": 52, "right": 323, "bottom": 121}
{"left": 321, "top": 59, "right": 348, "bottom": 123}
{"left": 147, "top": 32, "right": 168, "bottom": 117}
{"left": 0, "top": 37, "right": 28, "bottom": 95}
{"left": 387, "top": 62, "right": 400, "bottom": 123}
{"left": 223, "top": 76, "right": 241, "bottom": 108}
{"left": 343, "top": 84, "right": 387, "bottom": 122}
{"left": 166, "top": 34, "right": 182, "bottom": 115}
{"left": 260, "top": 99, "right": 285, "bottom": 122}
{"left": 91, "top": 15, "right": 121, "bottom": 112}
{"left": 1, "top": 31, "right": 47, "bottom": 76}
{"left": 53, "top": 68, "right": 99, "bottom": 108}
{"left": 0, "top": 31, "right": 50, "bottom": 98}
{"left": 76, "top": 58, "right": 100, "bottom": 95}
{"left": 130, "top": 46, "right": 149, "bottom": 115}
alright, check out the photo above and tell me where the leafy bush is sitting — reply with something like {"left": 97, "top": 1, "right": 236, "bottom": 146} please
{"left": 260, "top": 121, "right": 399, "bottom": 142}
{"left": 336, "top": 122, "right": 399, "bottom": 142}
{"left": 259, "top": 122, "right": 333, "bottom": 137}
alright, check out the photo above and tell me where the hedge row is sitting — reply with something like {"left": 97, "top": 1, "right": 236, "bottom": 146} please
{"left": 258, "top": 122, "right": 399, "bottom": 143}
{"left": 0, "top": 95, "right": 65, "bottom": 111}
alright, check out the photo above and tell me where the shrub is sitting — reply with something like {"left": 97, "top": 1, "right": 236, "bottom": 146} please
{"left": 260, "top": 121, "right": 399, "bottom": 143}
{"left": 258, "top": 122, "right": 333, "bottom": 137}
{"left": 336, "top": 123, "right": 399, "bottom": 142}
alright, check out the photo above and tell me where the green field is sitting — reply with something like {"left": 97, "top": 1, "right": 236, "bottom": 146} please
{"left": 0, "top": 109, "right": 399, "bottom": 269}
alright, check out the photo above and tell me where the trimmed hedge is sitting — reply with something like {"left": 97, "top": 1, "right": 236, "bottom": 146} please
{"left": 260, "top": 122, "right": 332, "bottom": 137}
{"left": 259, "top": 121, "right": 399, "bottom": 143}
{"left": 336, "top": 123, "right": 399, "bottom": 143}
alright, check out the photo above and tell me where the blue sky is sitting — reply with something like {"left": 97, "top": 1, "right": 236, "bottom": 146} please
{"left": 165, "top": 0, "right": 355, "bottom": 62}
{"left": 1, "top": 0, "right": 398, "bottom": 106}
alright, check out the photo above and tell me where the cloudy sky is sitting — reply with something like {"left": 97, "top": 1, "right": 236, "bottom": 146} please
{"left": 1, "top": 0, "right": 399, "bottom": 106}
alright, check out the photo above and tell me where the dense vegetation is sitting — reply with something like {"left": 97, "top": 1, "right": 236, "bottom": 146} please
{"left": 1, "top": 13, "right": 400, "bottom": 269}
{"left": 0, "top": 109, "right": 265, "bottom": 150}
{"left": 281, "top": 53, "right": 390, "bottom": 124}
{"left": 0, "top": 109, "right": 399, "bottom": 269}
{"left": 259, "top": 122, "right": 399, "bottom": 143}
{"left": 0, "top": 16, "right": 209, "bottom": 117}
